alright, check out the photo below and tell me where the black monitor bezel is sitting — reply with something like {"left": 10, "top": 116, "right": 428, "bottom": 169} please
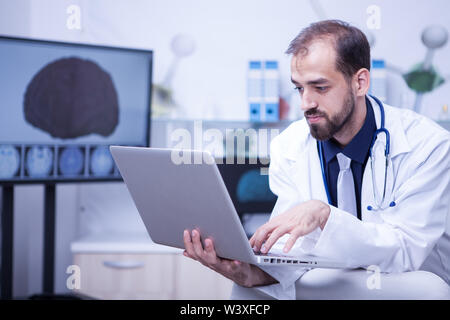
{"left": 0, "top": 35, "right": 153, "bottom": 185}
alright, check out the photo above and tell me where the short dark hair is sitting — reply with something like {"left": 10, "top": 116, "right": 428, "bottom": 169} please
{"left": 286, "top": 20, "right": 371, "bottom": 81}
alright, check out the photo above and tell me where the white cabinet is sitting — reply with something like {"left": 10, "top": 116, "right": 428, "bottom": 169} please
{"left": 173, "top": 254, "right": 233, "bottom": 300}
{"left": 71, "top": 237, "right": 233, "bottom": 300}
{"left": 73, "top": 253, "right": 177, "bottom": 299}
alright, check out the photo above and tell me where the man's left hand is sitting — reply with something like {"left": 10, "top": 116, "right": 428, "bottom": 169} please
{"left": 249, "top": 199, "right": 330, "bottom": 254}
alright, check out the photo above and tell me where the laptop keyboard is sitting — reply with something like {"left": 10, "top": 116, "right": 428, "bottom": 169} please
{"left": 255, "top": 252, "right": 293, "bottom": 258}
{"left": 255, "top": 252, "right": 318, "bottom": 266}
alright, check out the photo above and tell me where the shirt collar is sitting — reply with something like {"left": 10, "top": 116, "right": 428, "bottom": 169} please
{"left": 323, "top": 96, "right": 377, "bottom": 164}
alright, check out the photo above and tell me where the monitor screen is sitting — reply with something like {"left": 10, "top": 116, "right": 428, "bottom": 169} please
{"left": 216, "top": 158, "right": 277, "bottom": 218}
{"left": 0, "top": 36, "right": 152, "bottom": 183}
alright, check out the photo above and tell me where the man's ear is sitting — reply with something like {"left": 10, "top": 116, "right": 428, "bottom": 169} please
{"left": 354, "top": 68, "right": 370, "bottom": 97}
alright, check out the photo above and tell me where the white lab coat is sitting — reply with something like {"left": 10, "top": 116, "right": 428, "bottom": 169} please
{"left": 255, "top": 97, "right": 450, "bottom": 300}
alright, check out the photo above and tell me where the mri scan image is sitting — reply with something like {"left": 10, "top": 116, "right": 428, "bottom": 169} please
{"left": 0, "top": 145, "right": 20, "bottom": 179}
{"left": 236, "top": 169, "right": 276, "bottom": 203}
{"left": 25, "top": 145, "right": 53, "bottom": 177}
{"left": 90, "top": 145, "right": 114, "bottom": 176}
{"left": 59, "top": 146, "right": 84, "bottom": 176}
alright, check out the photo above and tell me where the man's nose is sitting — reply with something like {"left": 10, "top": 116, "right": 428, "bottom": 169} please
{"left": 301, "top": 91, "right": 318, "bottom": 111}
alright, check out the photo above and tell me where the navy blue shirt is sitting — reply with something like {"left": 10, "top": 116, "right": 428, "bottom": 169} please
{"left": 321, "top": 97, "right": 376, "bottom": 219}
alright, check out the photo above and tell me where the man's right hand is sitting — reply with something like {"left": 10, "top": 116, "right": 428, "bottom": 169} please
{"left": 183, "top": 229, "right": 277, "bottom": 288}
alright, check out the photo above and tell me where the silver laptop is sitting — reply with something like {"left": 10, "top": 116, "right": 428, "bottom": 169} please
{"left": 110, "top": 146, "right": 345, "bottom": 268}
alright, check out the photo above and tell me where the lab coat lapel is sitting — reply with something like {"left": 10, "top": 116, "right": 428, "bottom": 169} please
{"left": 361, "top": 96, "right": 386, "bottom": 221}
{"left": 286, "top": 135, "right": 329, "bottom": 203}
{"left": 361, "top": 97, "right": 412, "bottom": 221}
{"left": 361, "top": 159, "right": 375, "bottom": 221}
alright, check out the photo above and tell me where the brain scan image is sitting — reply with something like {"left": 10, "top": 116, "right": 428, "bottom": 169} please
{"left": 25, "top": 146, "right": 53, "bottom": 177}
{"left": 24, "top": 57, "right": 119, "bottom": 139}
{"left": 0, "top": 145, "right": 20, "bottom": 179}
{"left": 90, "top": 145, "right": 114, "bottom": 176}
{"left": 59, "top": 146, "right": 84, "bottom": 176}
{"left": 236, "top": 169, "right": 277, "bottom": 203}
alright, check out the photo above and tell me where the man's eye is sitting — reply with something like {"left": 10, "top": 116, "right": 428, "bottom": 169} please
{"left": 316, "top": 86, "right": 328, "bottom": 92}
{"left": 294, "top": 86, "right": 304, "bottom": 93}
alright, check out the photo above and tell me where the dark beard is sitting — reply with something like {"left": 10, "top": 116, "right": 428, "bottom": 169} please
{"left": 307, "top": 89, "right": 355, "bottom": 141}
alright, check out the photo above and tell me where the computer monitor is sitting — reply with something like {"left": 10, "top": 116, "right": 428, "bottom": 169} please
{"left": 216, "top": 158, "right": 277, "bottom": 217}
{"left": 0, "top": 36, "right": 153, "bottom": 183}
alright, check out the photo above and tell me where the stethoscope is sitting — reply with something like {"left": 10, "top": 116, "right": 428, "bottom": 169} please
{"left": 318, "top": 95, "right": 396, "bottom": 212}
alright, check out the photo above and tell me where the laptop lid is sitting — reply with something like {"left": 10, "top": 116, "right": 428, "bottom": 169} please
{"left": 110, "top": 146, "right": 258, "bottom": 264}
